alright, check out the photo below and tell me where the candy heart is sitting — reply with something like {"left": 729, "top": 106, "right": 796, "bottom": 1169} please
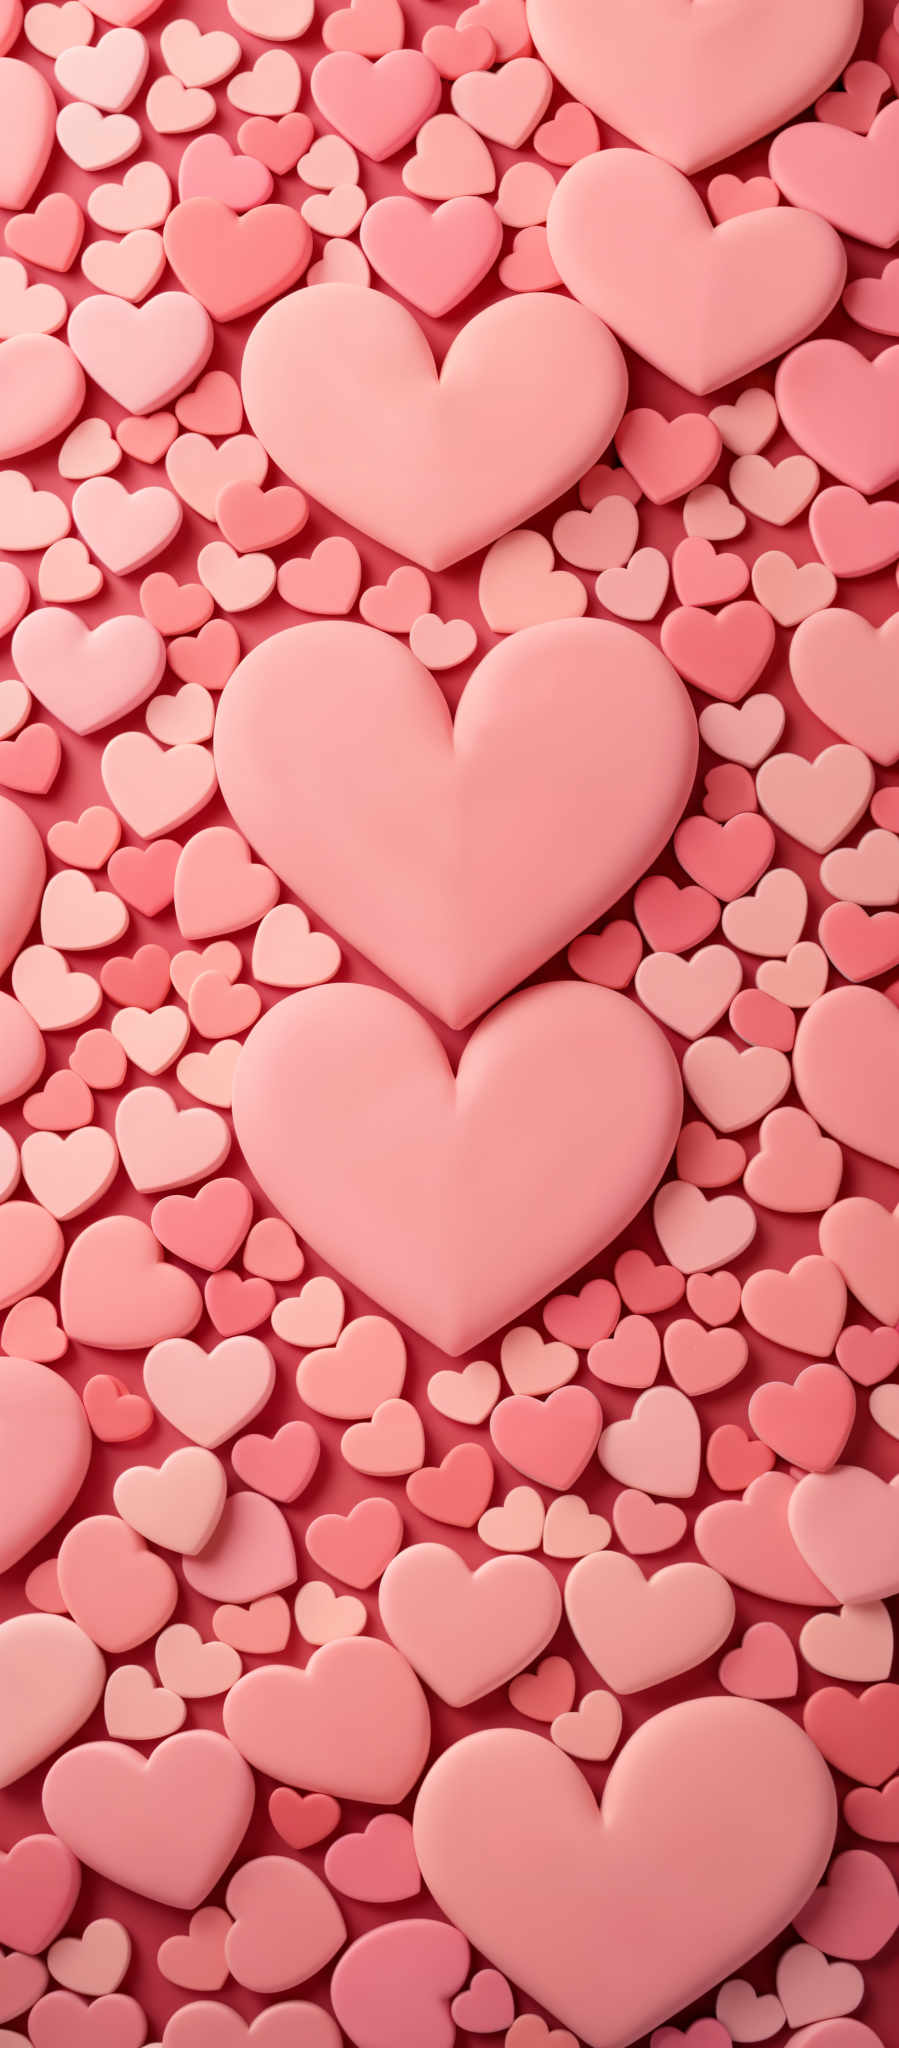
{"left": 0, "top": 793, "right": 45, "bottom": 979}
{"left": 546, "top": 151, "right": 845, "bottom": 396}
{"left": 414, "top": 1700, "right": 837, "bottom": 2048}
{"left": 795, "top": 986, "right": 899, "bottom": 1167}
{"left": 224, "top": 1856, "right": 345, "bottom": 1993}
{"left": 0, "top": 1614, "right": 104, "bottom": 1787}
{"left": 525, "top": 0, "right": 861, "bottom": 172}
{"left": 233, "top": 980, "right": 681, "bottom": 1354}
{"left": 379, "top": 1542, "right": 562, "bottom": 1705}
{"left": 42, "top": 1731, "right": 255, "bottom": 1908}
{"left": 0, "top": 1357, "right": 91, "bottom": 1572}
{"left": 240, "top": 285, "right": 627, "bottom": 571}
{"left": 565, "top": 1553, "right": 735, "bottom": 1693}
{"left": 216, "top": 618, "right": 694, "bottom": 1030}
{"left": 224, "top": 1636, "right": 430, "bottom": 1803}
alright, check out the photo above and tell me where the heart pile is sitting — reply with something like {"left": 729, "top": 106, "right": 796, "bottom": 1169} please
{"left": 0, "top": 0, "right": 898, "bottom": 2045}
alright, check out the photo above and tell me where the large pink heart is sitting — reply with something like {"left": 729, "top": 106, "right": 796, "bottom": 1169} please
{"left": 413, "top": 1702, "right": 837, "bottom": 2048}
{"left": 0, "top": 1357, "right": 92, "bottom": 1574}
{"left": 525, "top": 0, "right": 862, "bottom": 173}
{"left": 42, "top": 1730, "right": 255, "bottom": 1909}
{"left": 794, "top": 986, "right": 899, "bottom": 1168}
{"left": 214, "top": 619, "right": 696, "bottom": 1028}
{"left": 232, "top": 980, "right": 682, "bottom": 1354}
{"left": 239, "top": 284, "right": 627, "bottom": 569}
{"left": 546, "top": 151, "right": 845, "bottom": 396}
{"left": 0, "top": 794, "right": 45, "bottom": 977}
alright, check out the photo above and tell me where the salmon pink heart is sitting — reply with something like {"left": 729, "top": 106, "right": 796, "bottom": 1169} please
{"left": 239, "top": 284, "right": 627, "bottom": 570}
{"left": 414, "top": 1701, "right": 837, "bottom": 2048}
{"left": 233, "top": 979, "right": 682, "bottom": 1355}
{"left": 214, "top": 617, "right": 696, "bottom": 1029}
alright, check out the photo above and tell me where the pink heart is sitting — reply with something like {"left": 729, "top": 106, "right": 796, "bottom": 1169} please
{"left": 42, "top": 1731, "right": 255, "bottom": 1909}
{"left": 0, "top": 1356, "right": 91, "bottom": 1574}
{"left": 380, "top": 1543, "right": 561, "bottom": 1706}
{"left": 233, "top": 980, "right": 682, "bottom": 1354}
{"left": 12, "top": 608, "right": 165, "bottom": 736}
{"left": 215, "top": 617, "right": 695, "bottom": 1029}
{"left": 526, "top": 0, "right": 860, "bottom": 172}
{"left": 224, "top": 1857, "right": 345, "bottom": 1994}
{"left": 776, "top": 341, "right": 899, "bottom": 494}
{"left": 323, "top": 1814, "right": 420, "bottom": 1903}
{"left": 240, "top": 285, "right": 627, "bottom": 569}
{"left": 331, "top": 1920, "right": 470, "bottom": 2048}
{"left": 415, "top": 1703, "right": 837, "bottom": 2047}
{"left": 795, "top": 985, "right": 899, "bottom": 1166}
{"left": 547, "top": 150, "right": 845, "bottom": 395}
{"left": 0, "top": 1614, "right": 104, "bottom": 1789}
{"left": 0, "top": 792, "right": 44, "bottom": 978}
{"left": 224, "top": 1636, "right": 431, "bottom": 1804}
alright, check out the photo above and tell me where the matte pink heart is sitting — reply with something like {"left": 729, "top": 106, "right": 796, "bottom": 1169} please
{"left": 240, "top": 284, "right": 627, "bottom": 569}
{"left": 215, "top": 617, "right": 695, "bottom": 1028}
{"left": 413, "top": 1700, "right": 836, "bottom": 2047}
{"left": 233, "top": 980, "right": 682, "bottom": 1353}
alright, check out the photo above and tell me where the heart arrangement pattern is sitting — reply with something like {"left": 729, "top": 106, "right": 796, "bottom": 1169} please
{"left": 0, "top": 0, "right": 898, "bottom": 2046}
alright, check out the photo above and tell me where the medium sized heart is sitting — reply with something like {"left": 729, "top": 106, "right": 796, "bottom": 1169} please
{"left": 215, "top": 617, "right": 696, "bottom": 1028}
{"left": 42, "top": 1731, "right": 255, "bottom": 1909}
{"left": 547, "top": 151, "right": 845, "bottom": 396}
{"left": 240, "top": 284, "right": 627, "bottom": 569}
{"left": 233, "top": 980, "right": 682, "bottom": 1353}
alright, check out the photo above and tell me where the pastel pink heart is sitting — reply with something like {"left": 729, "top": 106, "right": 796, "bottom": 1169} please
{"left": 240, "top": 284, "right": 627, "bottom": 570}
{"left": 547, "top": 150, "right": 845, "bottom": 395}
{"left": 525, "top": 0, "right": 861, "bottom": 172}
{"left": 413, "top": 1700, "right": 836, "bottom": 2047}
{"left": 215, "top": 617, "right": 695, "bottom": 1029}
{"left": 224, "top": 1636, "right": 431, "bottom": 1804}
{"left": 42, "top": 1731, "right": 254, "bottom": 1908}
{"left": 0, "top": 1614, "right": 104, "bottom": 1788}
{"left": 234, "top": 980, "right": 681, "bottom": 1354}
{"left": 0, "top": 1357, "right": 90, "bottom": 1573}
{"left": 795, "top": 986, "right": 899, "bottom": 1167}
{"left": 224, "top": 1856, "right": 345, "bottom": 1993}
{"left": 331, "top": 1921, "right": 470, "bottom": 2048}
{"left": 13, "top": 607, "right": 165, "bottom": 736}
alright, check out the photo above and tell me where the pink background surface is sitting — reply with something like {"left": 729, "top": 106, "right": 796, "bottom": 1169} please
{"left": 1, "top": 0, "right": 899, "bottom": 2039}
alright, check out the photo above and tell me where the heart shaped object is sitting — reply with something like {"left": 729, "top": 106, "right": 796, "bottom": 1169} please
{"left": 525, "top": 0, "right": 861, "bottom": 173}
{"left": 795, "top": 987, "right": 899, "bottom": 1167}
{"left": 0, "top": 1357, "right": 91, "bottom": 1574}
{"left": 233, "top": 980, "right": 682, "bottom": 1354}
{"left": 546, "top": 152, "right": 845, "bottom": 397}
{"left": 414, "top": 1702, "right": 836, "bottom": 2048}
{"left": 215, "top": 618, "right": 696, "bottom": 1028}
{"left": 239, "top": 284, "right": 627, "bottom": 569}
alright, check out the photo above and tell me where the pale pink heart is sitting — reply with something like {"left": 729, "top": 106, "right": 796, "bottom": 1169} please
{"left": 479, "top": 529, "right": 587, "bottom": 632}
{"left": 216, "top": 617, "right": 695, "bottom": 1029}
{"left": 718, "top": 1622, "right": 799, "bottom": 1701}
{"left": 224, "top": 1857, "right": 345, "bottom": 1993}
{"left": 771, "top": 99, "right": 899, "bottom": 250}
{"left": 611, "top": 1490, "right": 685, "bottom": 1556}
{"left": 477, "top": 1481, "right": 544, "bottom": 1553}
{"left": 240, "top": 284, "right": 627, "bottom": 571}
{"left": 113, "top": 1446, "right": 227, "bottom": 1555}
{"left": 799, "top": 1602, "right": 894, "bottom": 1684}
{"left": 0, "top": 56, "right": 56, "bottom": 207}
{"left": 379, "top": 1542, "right": 561, "bottom": 1706}
{"left": 0, "top": 1614, "right": 104, "bottom": 1788}
{"left": 154, "top": 1623, "right": 241, "bottom": 1697}
{"left": 310, "top": 49, "right": 442, "bottom": 161}
{"left": 12, "top": 607, "right": 165, "bottom": 736}
{"left": 749, "top": 1364, "right": 856, "bottom": 1474}
{"left": 163, "top": 1999, "right": 342, "bottom": 2046}
{"left": 233, "top": 980, "right": 681, "bottom": 1355}
{"left": 71, "top": 475, "right": 181, "bottom": 574}
{"left": 524, "top": 0, "right": 861, "bottom": 171}
{"left": 742, "top": 1254, "right": 847, "bottom": 1356}
{"left": 819, "top": 1196, "right": 899, "bottom": 1324}
{"left": 652, "top": 1181, "right": 756, "bottom": 1273}
{"left": 0, "top": 334, "right": 85, "bottom": 459}
{"left": 663, "top": 1319, "right": 748, "bottom": 1397}
{"left": 55, "top": 24, "right": 148, "bottom": 108}
{"left": 777, "top": 341, "right": 899, "bottom": 494}
{"left": 42, "top": 1731, "right": 255, "bottom": 1908}
{"left": 413, "top": 1701, "right": 836, "bottom": 2047}
{"left": 272, "top": 1276, "right": 344, "bottom": 1349}
{"left": 323, "top": 1814, "right": 420, "bottom": 1903}
{"left": 20, "top": 1128, "right": 118, "bottom": 1220}
{"left": 789, "top": 1466, "right": 899, "bottom": 1603}
{"left": 0, "top": 1198, "right": 63, "bottom": 1309}
{"left": 709, "top": 388, "right": 780, "bottom": 455}
{"left": 587, "top": 1315, "right": 661, "bottom": 1390}
{"left": 751, "top": 551, "right": 837, "bottom": 628}
{"left": 635, "top": 946, "right": 742, "bottom": 1041}
{"left": 67, "top": 290, "right": 213, "bottom": 413}
{"left": 565, "top": 1552, "right": 734, "bottom": 1694}
{"left": 757, "top": 744, "right": 874, "bottom": 853}
{"left": 60, "top": 1214, "right": 202, "bottom": 1347}
{"left": 500, "top": 1323, "right": 578, "bottom": 1395}
{"left": 46, "top": 1917, "right": 131, "bottom": 1995}
{"left": 297, "top": 1315, "right": 406, "bottom": 1421}
{"left": 181, "top": 1489, "right": 295, "bottom": 1603}
{"left": 696, "top": 1473, "right": 837, "bottom": 1607}
{"left": 546, "top": 151, "right": 845, "bottom": 396}
{"left": 776, "top": 1943, "right": 864, "bottom": 2029}
{"left": 0, "top": 792, "right": 44, "bottom": 976}
{"left": 251, "top": 905, "right": 341, "bottom": 989}
{"left": 57, "top": 1513, "right": 177, "bottom": 1651}
{"left": 791, "top": 611, "right": 899, "bottom": 766}
{"left": 103, "top": 1664, "right": 186, "bottom": 1740}
{"left": 115, "top": 1085, "right": 229, "bottom": 1191}
{"left": 682, "top": 1038, "right": 791, "bottom": 1134}
{"left": 795, "top": 986, "right": 899, "bottom": 1167}
{"left": 224, "top": 1636, "right": 431, "bottom": 1803}
{"left": 597, "top": 1385, "right": 701, "bottom": 1498}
